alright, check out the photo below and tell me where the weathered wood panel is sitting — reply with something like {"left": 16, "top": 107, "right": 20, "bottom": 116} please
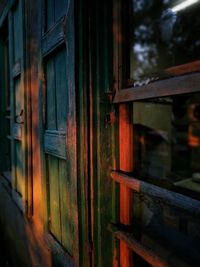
{"left": 46, "top": 58, "right": 56, "bottom": 130}
{"left": 13, "top": 3, "right": 21, "bottom": 62}
{"left": 42, "top": 19, "right": 65, "bottom": 57}
{"left": 46, "top": 0, "right": 54, "bottom": 30}
{"left": 55, "top": 0, "right": 67, "bottom": 22}
{"left": 44, "top": 131, "right": 66, "bottom": 159}
{"left": 15, "top": 140, "right": 24, "bottom": 197}
{"left": 55, "top": 49, "right": 67, "bottom": 131}
{"left": 48, "top": 155, "right": 62, "bottom": 241}
{"left": 14, "top": 77, "right": 23, "bottom": 120}
{"left": 59, "top": 159, "right": 73, "bottom": 254}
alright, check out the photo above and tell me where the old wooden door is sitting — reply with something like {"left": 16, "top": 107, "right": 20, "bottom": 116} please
{"left": 9, "top": 0, "right": 27, "bottom": 211}
{"left": 41, "top": 0, "right": 78, "bottom": 265}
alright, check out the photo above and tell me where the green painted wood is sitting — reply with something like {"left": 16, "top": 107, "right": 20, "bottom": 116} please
{"left": 46, "top": 57, "right": 56, "bottom": 130}
{"left": 76, "top": 1, "right": 91, "bottom": 266}
{"left": 55, "top": 49, "right": 67, "bottom": 131}
{"left": 48, "top": 155, "right": 62, "bottom": 241}
{"left": 8, "top": 0, "right": 26, "bottom": 212}
{"left": 64, "top": 3, "right": 79, "bottom": 263}
{"left": 59, "top": 159, "right": 73, "bottom": 254}
{"left": 87, "top": 1, "right": 115, "bottom": 266}
{"left": 42, "top": 19, "right": 65, "bottom": 57}
{"left": 14, "top": 77, "right": 23, "bottom": 117}
{"left": 44, "top": 131, "right": 66, "bottom": 159}
{"left": 46, "top": 0, "right": 54, "bottom": 30}
{"left": 55, "top": 0, "right": 67, "bottom": 21}
{"left": 15, "top": 140, "right": 24, "bottom": 196}
{"left": 13, "top": 3, "right": 21, "bottom": 62}
{"left": 41, "top": 1, "right": 78, "bottom": 265}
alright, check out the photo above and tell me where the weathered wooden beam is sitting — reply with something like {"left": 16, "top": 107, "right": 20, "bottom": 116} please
{"left": 113, "top": 73, "right": 200, "bottom": 103}
{"left": 108, "top": 223, "right": 170, "bottom": 267}
{"left": 42, "top": 18, "right": 65, "bottom": 57}
{"left": 111, "top": 171, "right": 200, "bottom": 216}
{"left": 44, "top": 130, "right": 66, "bottom": 160}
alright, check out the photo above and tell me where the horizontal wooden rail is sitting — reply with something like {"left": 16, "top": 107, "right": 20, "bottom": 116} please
{"left": 111, "top": 171, "right": 200, "bottom": 216}
{"left": 108, "top": 223, "right": 170, "bottom": 267}
{"left": 113, "top": 72, "right": 200, "bottom": 103}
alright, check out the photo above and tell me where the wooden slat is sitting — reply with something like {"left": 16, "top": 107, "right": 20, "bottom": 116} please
{"left": 48, "top": 155, "right": 62, "bottom": 241}
{"left": 59, "top": 159, "right": 73, "bottom": 254}
{"left": 166, "top": 60, "right": 200, "bottom": 76}
{"left": 44, "top": 131, "right": 66, "bottom": 159}
{"left": 111, "top": 171, "right": 200, "bottom": 216}
{"left": 119, "top": 104, "right": 133, "bottom": 267}
{"left": 108, "top": 223, "right": 170, "bottom": 267}
{"left": 46, "top": 57, "right": 56, "bottom": 129}
{"left": 55, "top": 49, "right": 67, "bottom": 131}
{"left": 113, "top": 73, "right": 200, "bottom": 103}
{"left": 42, "top": 19, "right": 65, "bottom": 57}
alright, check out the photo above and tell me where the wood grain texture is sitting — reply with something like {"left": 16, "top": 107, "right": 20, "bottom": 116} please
{"left": 46, "top": 57, "right": 56, "bottom": 129}
{"left": 42, "top": 18, "right": 65, "bottom": 57}
{"left": 48, "top": 155, "right": 62, "bottom": 241}
{"left": 119, "top": 104, "right": 133, "bottom": 267}
{"left": 55, "top": 49, "right": 67, "bottom": 131}
{"left": 44, "top": 131, "right": 66, "bottom": 159}
{"left": 108, "top": 223, "right": 170, "bottom": 267}
{"left": 111, "top": 171, "right": 200, "bottom": 216}
{"left": 114, "top": 73, "right": 200, "bottom": 103}
{"left": 59, "top": 159, "right": 73, "bottom": 254}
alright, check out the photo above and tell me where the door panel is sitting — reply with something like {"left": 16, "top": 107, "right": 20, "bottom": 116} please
{"left": 48, "top": 155, "right": 61, "bottom": 240}
{"left": 9, "top": 0, "right": 26, "bottom": 210}
{"left": 42, "top": 0, "right": 78, "bottom": 263}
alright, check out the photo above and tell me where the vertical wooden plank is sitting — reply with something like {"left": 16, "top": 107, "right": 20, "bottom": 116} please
{"left": 55, "top": 0, "right": 67, "bottom": 21}
{"left": 119, "top": 103, "right": 133, "bottom": 267}
{"left": 48, "top": 155, "right": 62, "bottom": 241}
{"left": 46, "top": 0, "right": 54, "bottom": 30}
{"left": 64, "top": 1, "right": 79, "bottom": 263}
{"left": 59, "top": 159, "right": 73, "bottom": 254}
{"left": 15, "top": 140, "right": 24, "bottom": 197}
{"left": 13, "top": 2, "right": 21, "bottom": 62}
{"left": 55, "top": 49, "right": 67, "bottom": 131}
{"left": 8, "top": 10, "right": 16, "bottom": 193}
{"left": 14, "top": 77, "right": 23, "bottom": 117}
{"left": 46, "top": 58, "right": 56, "bottom": 130}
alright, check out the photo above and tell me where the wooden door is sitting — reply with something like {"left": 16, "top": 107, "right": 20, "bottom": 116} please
{"left": 41, "top": 0, "right": 78, "bottom": 265}
{"left": 0, "top": 20, "right": 11, "bottom": 181}
{"left": 9, "top": 0, "right": 26, "bottom": 211}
